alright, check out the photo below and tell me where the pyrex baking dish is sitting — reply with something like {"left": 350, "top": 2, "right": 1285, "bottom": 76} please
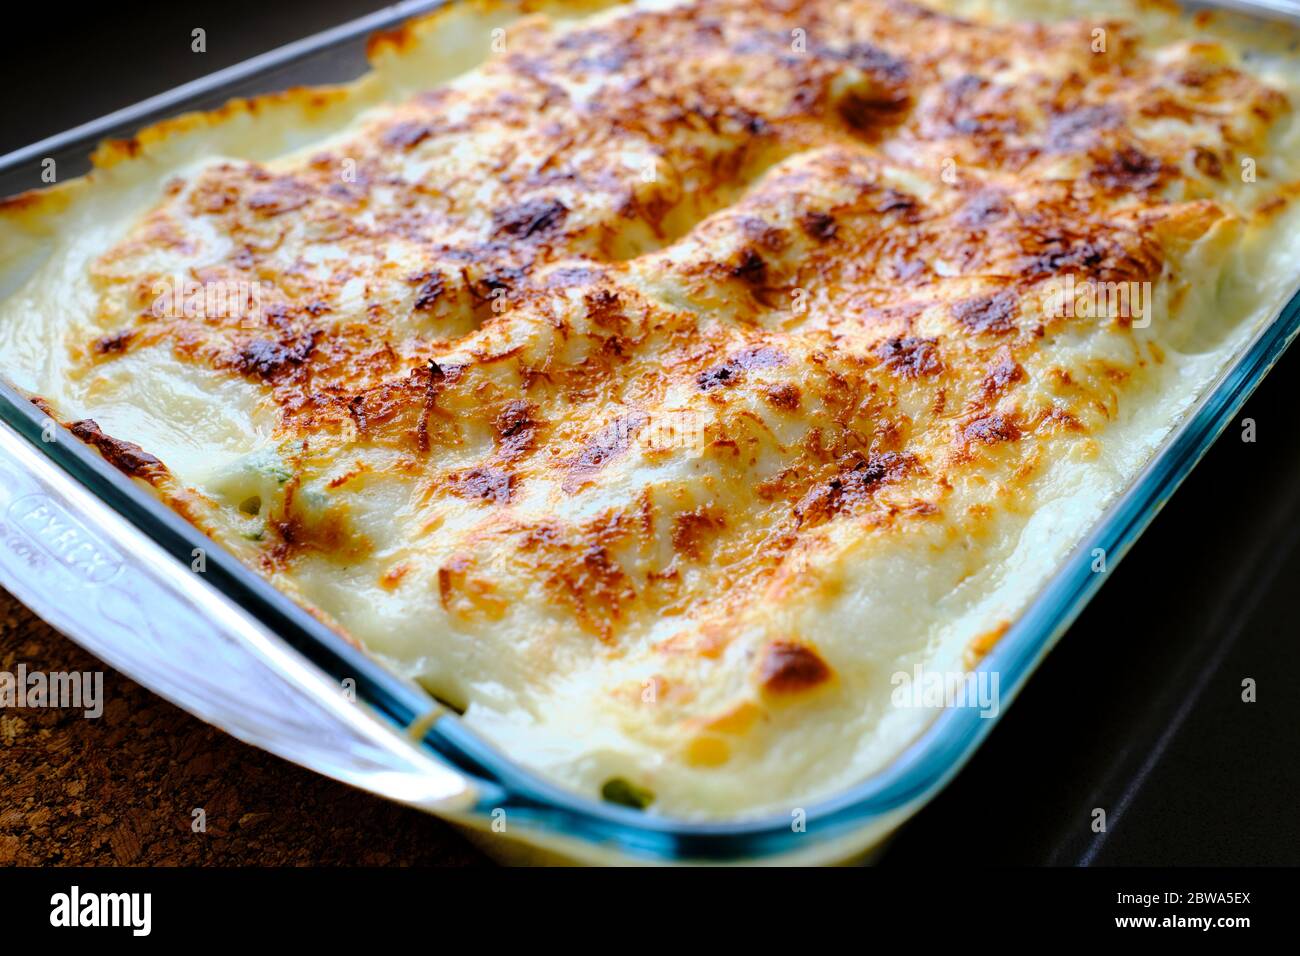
{"left": 1, "top": 0, "right": 1299, "bottom": 865}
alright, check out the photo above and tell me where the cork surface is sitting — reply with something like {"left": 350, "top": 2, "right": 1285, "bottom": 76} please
{"left": 0, "top": 587, "right": 487, "bottom": 866}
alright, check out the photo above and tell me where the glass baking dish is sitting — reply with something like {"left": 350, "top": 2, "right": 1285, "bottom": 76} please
{"left": 1, "top": 0, "right": 1298, "bottom": 865}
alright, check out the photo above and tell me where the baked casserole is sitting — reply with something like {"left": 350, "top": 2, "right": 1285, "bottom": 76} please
{"left": 1, "top": 0, "right": 1298, "bottom": 818}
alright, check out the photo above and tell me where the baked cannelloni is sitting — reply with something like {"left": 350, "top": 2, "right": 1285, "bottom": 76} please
{"left": 1, "top": 0, "right": 1298, "bottom": 816}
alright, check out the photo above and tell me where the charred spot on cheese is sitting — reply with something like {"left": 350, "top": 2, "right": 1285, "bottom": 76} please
{"left": 469, "top": 267, "right": 525, "bottom": 306}
{"left": 273, "top": 484, "right": 372, "bottom": 562}
{"left": 951, "top": 289, "right": 1018, "bottom": 334}
{"left": 697, "top": 346, "right": 786, "bottom": 391}
{"left": 979, "top": 350, "right": 1025, "bottom": 397}
{"left": 245, "top": 174, "right": 312, "bottom": 216}
{"left": 409, "top": 272, "right": 445, "bottom": 311}
{"left": 583, "top": 287, "right": 626, "bottom": 329}
{"left": 759, "top": 640, "right": 833, "bottom": 694}
{"left": 933, "top": 72, "right": 997, "bottom": 133}
{"left": 799, "top": 209, "right": 838, "bottom": 241}
{"left": 876, "top": 336, "right": 941, "bottom": 377}
{"left": 523, "top": 530, "right": 636, "bottom": 640}
{"left": 1088, "top": 146, "right": 1167, "bottom": 192}
{"left": 962, "top": 413, "right": 1022, "bottom": 445}
{"left": 92, "top": 329, "right": 135, "bottom": 356}
{"left": 493, "top": 400, "right": 538, "bottom": 460}
{"left": 381, "top": 119, "right": 435, "bottom": 150}
{"left": 563, "top": 411, "right": 648, "bottom": 493}
{"left": 492, "top": 197, "right": 569, "bottom": 240}
{"left": 832, "top": 44, "right": 913, "bottom": 131}
{"left": 345, "top": 361, "right": 461, "bottom": 451}
{"left": 795, "top": 451, "right": 914, "bottom": 528}
{"left": 762, "top": 383, "right": 802, "bottom": 410}
{"left": 449, "top": 466, "right": 515, "bottom": 504}
{"left": 1192, "top": 146, "right": 1224, "bottom": 180}
{"left": 1045, "top": 104, "right": 1120, "bottom": 151}
{"left": 729, "top": 247, "right": 768, "bottom": 286}
{"left": 840, "top": 41, "right": 910, "bottom": 86}
{"left": 957, "top": 190, "right": 1010, "bottom": 228}
{"left": 544, "top": 265, "right": 605, "bottom": 289}
{"left": 68, "top": 419, "right": 166, "bottom": 481}
{"left": 697, "top": 364, "right": 739, "bottom": 391}
{"left": 671, "top": 507, "right": 725, "bottom": 560}
{"left": 874, "top": 189, "right": 919, "bottom": 219}
{"left": 233, "top": 332, "right": 319, "bottom": 381}
{"left": 738, "top": 216, "right": 788, "bottom": 253}
{"left": 1022, "top": 237, "right": 1106, "bottom": 278}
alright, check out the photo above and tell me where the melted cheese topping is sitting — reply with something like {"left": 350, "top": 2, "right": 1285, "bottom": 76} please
{"left": 2, "top": 0, "right": 1300, "bottom": 817}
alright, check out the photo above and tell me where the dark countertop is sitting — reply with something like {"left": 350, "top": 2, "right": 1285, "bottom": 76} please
{"left": 0, "top": 590, "right": 488, "bottom": 865}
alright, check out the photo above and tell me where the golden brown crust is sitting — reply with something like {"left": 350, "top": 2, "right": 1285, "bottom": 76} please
{"left": 758, "top": 640, "right": 833, "bottom": 694}
{"left": 67, "top": 419, "right": 168, "bottom": 482}
{"left": 17, "top": 0, "right": 1294, "bottom": 713}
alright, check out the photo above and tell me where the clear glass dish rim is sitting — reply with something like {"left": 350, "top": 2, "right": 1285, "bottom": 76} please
{"left": 2, "top": 0, "right": 1298, "bottom": 862}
